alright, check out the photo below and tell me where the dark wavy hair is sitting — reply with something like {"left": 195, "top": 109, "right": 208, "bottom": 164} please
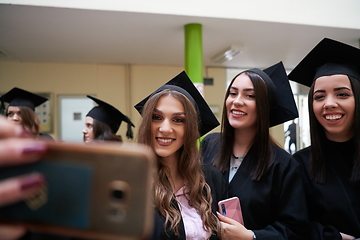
{"left": 93, "top": 119, "right": 122, "bottom": 142}
{"left": 308, "top": 75, "right": 360, "bottom": 183}
{"left": 213, "top": 71, "right": 276, "bottom": 180}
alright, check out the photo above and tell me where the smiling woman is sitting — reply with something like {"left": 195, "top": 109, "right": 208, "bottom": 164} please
{"left": 150, "top": 95, "right": 185, "bottom": 159}
{"left": 312, "top": 74, "right": 355, "bottom": 142}
{"left": 200, "top": 62, "right": 307, "bottom": 240}
{"left": 134, "top": 71, "right": 227, "bottom": 240}
{"left": 289, "top": 38, "right": 360, "bottom": 239}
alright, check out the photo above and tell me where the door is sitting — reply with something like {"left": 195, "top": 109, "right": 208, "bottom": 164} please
{"left": 58, "top": 95, "right": 94, "bottom": 142}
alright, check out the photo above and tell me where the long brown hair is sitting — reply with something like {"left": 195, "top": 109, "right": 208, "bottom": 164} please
{"left": 6, "top": 106, "right": 40, "bottom": 136}
{"left": 308, "top": 75, "right": 360, "bottom": 183}
{"left": 93, "top": 119, "right": 122, "bottom": 142}
{"left": 137, "top": 89, "right": 220, "bottom": 236}
{"left": 213, "top": 71, "right": 275, "bottom": 180}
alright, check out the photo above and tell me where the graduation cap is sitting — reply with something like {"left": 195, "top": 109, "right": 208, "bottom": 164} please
{"left": 0, "top": 87, "right": 48, "bottom": 114}
{"left": 288, "top": 38, "right": 360, "bottom": 87}
{"left": 134, "top": 71, "right": 220, "bottom": 136}
{"left": 86, "top": 95, "right": 135, "bottom": 139}
{"left": 248, "top": 61, "right": 298, "bottom": 127}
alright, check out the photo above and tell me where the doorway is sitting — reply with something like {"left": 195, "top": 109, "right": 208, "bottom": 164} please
{"left": 58, "top": 95, "right": 94, "bottom": 142}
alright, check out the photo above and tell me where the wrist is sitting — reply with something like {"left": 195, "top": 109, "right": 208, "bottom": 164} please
{"left": 248, "top": 230, "right": 256, "bottom": 240}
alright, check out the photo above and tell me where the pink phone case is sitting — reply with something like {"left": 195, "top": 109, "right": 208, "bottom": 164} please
{"left": 218, "top": 197, "right": 244, "bottom": 225}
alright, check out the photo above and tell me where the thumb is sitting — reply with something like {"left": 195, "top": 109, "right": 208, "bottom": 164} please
{"left": 217, "top": 212, "right": 238, "bottom": 225}
{"left": 0, "top": 224, "right": 26, "bottom": 240}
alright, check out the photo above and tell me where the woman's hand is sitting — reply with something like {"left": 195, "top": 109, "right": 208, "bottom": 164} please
{"left": 0, "top": 225, "right": 26, "bottom": 240}
{"left": 217, "top": 212, "right": 254, "bottom": 240}
{"left": 0, "top": 117, "right": 47, "bottom": 240}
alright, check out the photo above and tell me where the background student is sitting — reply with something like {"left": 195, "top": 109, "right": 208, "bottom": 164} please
{"left": 0, "top": 87, "right": 53, "bottom": 140}
{"left": 83, "top": 95, "right": 134, "bottom": 143}
{"left": 285, "top": 119, "right": 297, "bottom": 154}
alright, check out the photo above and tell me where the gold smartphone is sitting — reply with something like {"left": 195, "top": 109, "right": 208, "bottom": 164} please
{"left": 0, "top": 141, "right": 155, "bottom": 240}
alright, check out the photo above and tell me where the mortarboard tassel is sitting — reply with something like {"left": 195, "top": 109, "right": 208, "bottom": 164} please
{"left": 125, "top": 115, "right": 134, "bottom": 139}
{"left": 126, "top": 122, "right": 134, "bottom": 140}
{"left": 0, "top": 100, "right": 5, "bottom": 115}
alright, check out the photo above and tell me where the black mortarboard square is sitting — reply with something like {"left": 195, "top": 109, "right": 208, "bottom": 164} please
{"left": 87, "top": 96, "right": 134, "bottom": 138}
{"left": 263, "top": 61, "right": 299, "bottom": 127}
{"left": 0, "top": 87, "right": 48, "bottom": 111}
{"left": 288, "top": 38, "right": 360, "bottom": 87}
{"left": 249, "top": 62, "right": 298, "bottom": 127}
{"left": 134, "top": 71, "right": 220, "bottom": 136}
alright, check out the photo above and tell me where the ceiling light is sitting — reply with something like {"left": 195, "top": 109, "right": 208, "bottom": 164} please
{"left": 212, "top": 46, "right": 241, "bottom": 64}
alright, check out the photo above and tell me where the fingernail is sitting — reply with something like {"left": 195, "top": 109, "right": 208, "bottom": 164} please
{"left": 22, "top": 142, "right": 47, "bottom": 154}
{"left": 20, "top": 173, "right": 45, "bottom": 190}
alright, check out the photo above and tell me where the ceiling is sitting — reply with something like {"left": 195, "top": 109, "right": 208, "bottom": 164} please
{"left": 1, "top": 4, "right": 360, "bottom": 71}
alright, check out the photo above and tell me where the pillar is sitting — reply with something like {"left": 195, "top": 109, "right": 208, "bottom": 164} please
{"left": 184, "top": 23, "right": 204, "bottom": 95}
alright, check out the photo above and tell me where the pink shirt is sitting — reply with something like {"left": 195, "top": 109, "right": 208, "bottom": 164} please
{"left": 175, "top": 186, "right": 211, "bottom": 240}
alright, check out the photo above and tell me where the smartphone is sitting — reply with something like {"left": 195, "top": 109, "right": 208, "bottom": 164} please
{"left": 0, "top": 141, "right": 155, "bottom": 240}
{"left": 218, "top": 197, "right": 244, "bottom": 225}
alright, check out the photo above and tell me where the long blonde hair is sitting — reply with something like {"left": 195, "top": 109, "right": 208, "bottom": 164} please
{"left": 137, "top": 89, "right": 220, "bottom": 236}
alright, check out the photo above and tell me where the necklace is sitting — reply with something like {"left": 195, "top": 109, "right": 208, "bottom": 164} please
{"left": 232, "top": 154, "right": 244, "bottom": 160}
{"left": 231, "top": 154, "right": 244, "bottom": 167}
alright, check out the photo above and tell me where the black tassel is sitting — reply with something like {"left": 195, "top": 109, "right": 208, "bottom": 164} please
{"left": 126, "top": 122, "right": 133, "bottom": 140}
{"left": 0, "top": 100, "right": 5, "bottom": 115}
{"left": 124, "top": 115, "right": 135, "bottom": 140}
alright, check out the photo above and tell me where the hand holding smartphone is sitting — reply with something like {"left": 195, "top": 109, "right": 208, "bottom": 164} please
{"left": 218, "top": 197, "right": 244, "bottom": 225}
{"left": 0, "top": 141, "right": 155, "bottom": 240}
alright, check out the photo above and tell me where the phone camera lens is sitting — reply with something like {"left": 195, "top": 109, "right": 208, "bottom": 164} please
{"left": 221, "top": 204, "right": 226, "bottom": 215}
{"left": 112, "top": 190, "right": 124, "bottom": 200}
{"left": 109, "top": 181, "right": 130, "bottom": 204}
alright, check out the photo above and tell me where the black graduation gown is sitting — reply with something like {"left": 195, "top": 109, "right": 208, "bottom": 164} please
{"left": 150, "top": 164, "right": 228, "bottom": 240}
{"left": 201, "top": 132, "right": 309, "bottom": 240}
{"left": 293, "top": 139, "right": 360, "bottom": 239}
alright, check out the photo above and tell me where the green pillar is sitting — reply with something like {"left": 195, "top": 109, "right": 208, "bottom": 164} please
{"left": 185, "top": 23, "right": 204, "bottom": 145}
{"left": 184, "top": 23, "right": 203, "bottom": 95}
